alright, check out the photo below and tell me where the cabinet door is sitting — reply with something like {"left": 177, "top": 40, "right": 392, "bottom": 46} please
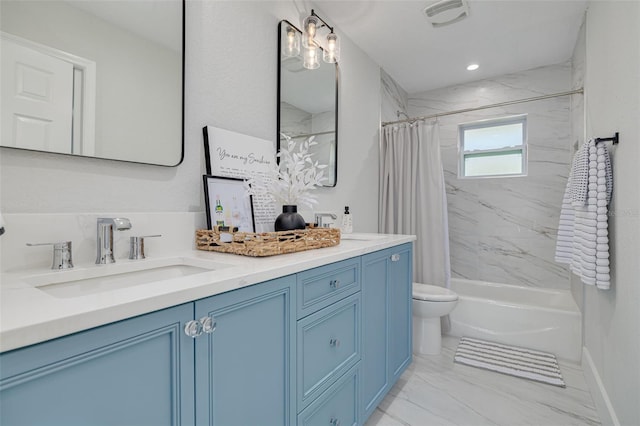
{"left": 0, "top": 303, "right": 195, "bottom": 426}
{"left": 360, "top": 250, "right": 390, "bottom": 419}
{"left": 361, "top": 243, "right": 413, "bottom": 421}
{"left": 388, "top": 244, "right": 413, "bottom": 381}
{"left": 195, "top": 275, "right": 295, "bottom": 426}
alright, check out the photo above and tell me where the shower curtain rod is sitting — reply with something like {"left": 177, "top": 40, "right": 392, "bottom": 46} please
{"left": 381, "top": 88, "right": 584, "bottom": 127}
{"left": 282, "top": 130, "right": 334, "bottom": 140}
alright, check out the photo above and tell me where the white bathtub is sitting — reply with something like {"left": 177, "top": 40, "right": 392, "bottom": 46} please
{"left": 448, "top": 278, "right": 582, "bottom": 362}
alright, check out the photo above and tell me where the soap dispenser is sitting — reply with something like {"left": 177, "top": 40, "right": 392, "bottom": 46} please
{"left": 341, "top": 206, "right": 353, "bottom": 234}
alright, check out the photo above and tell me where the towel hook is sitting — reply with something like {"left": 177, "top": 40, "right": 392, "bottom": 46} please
{"left": 595, "top": 132, "right": 619, "bottom": 145}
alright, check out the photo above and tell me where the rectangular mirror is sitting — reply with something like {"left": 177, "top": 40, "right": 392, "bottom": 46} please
{"left": 0, "top": 0, "right": 184, "bottom": 166}
{"left": 278, "top": 20, "right": 338, "bottom": 187}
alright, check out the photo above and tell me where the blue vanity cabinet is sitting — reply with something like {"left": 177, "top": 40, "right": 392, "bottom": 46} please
{"left": 296, "top": 257, "right": 360, "bottom": 318}
{"left": 0, "top": 303, "right": 195, "bottom": 426}
{"left": 360, "top": 243, "right": 413, "bottom": 421}
{"left": 0, "top": 242, "right": 413, "bottom": 426}
{"left": 194, "top": 275, "right": 296, "bottom": 426}
{"left": 297, "top": 293, "right": 360, "bottom": 411}
{"left": 295, "top": 258, "right": 362, "bottom": 424}
{"left": 297, "top": 364, "right": 360, "bottom": 426}
{"left": 388, "top": 244, "right": 413, "bottom": 381}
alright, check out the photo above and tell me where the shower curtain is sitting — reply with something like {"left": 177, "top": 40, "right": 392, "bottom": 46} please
{"left": 379, "top": 121, "right": 451, "bottom": 288}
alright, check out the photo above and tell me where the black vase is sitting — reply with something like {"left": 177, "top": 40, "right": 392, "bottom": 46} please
{"left": 275, "top": 205, "right": 306, "bottom": 232}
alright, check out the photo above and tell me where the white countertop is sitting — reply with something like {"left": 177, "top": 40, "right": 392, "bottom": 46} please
{"left": 0, "top": 234, "right": 414, "bottom": 352}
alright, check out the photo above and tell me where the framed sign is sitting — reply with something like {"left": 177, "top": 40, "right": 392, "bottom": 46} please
{"left": 203, "top": 175, "right": 255, "bottom": 232}
{"left": 202, "top": 126, "right": 277, "bottom": 232}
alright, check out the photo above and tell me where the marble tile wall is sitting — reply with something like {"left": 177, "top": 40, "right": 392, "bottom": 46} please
{"left": 381, "top": 69, "right": 409, "bottom": 123}
{"left": 280, "top": 102, "right": 312, "bottom": 139}
{"left": 407, "top": 64, "right": 573, "bottom": 290}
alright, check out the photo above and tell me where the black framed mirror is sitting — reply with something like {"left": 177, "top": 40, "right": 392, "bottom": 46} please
{"left": 0, "top": 0, "right": 184, "bottom": 167}
{"left": 277, "top": 20, "right": 338, "bottom": 187}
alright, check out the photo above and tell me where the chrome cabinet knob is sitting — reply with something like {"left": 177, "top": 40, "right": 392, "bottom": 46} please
{"left": 184, "top": 320, "right": 203, "bottom": 338}
{"left": 329, "top": 417, "right": 341, "bottom": 426}
{"left": 200, "top": 316, "right": 216, "bottom": 334}
{"left": 391, "top": 253, "right": 401, "bottom": 262}
{"left": 329, "top": 337, "right": 340, "bottom": 347}
{"left": 329, "top": 279, "right": 341, "bottom": 289}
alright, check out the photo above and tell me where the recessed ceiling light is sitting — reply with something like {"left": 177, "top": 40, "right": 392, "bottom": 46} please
{"left": 466, "top": 63, "right": 479, "bottom": 71}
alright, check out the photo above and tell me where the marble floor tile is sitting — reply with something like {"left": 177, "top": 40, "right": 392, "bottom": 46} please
{"left": 365, "top": 336, "right": 600, "bottom": 426}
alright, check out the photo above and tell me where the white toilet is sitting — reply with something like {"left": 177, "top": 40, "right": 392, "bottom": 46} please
{"left": 412, "top": 282, "right": 459, "bottom": 355}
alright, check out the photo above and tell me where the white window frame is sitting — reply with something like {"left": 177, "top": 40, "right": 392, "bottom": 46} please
{"left": 458, "top": 114, "right": 528, "bottom": 179}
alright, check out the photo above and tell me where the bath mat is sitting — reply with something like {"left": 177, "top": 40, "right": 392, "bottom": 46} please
{"left": 454, "top": 337, "right": 566, "bottom": 387}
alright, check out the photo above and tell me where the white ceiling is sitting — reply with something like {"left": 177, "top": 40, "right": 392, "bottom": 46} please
{"left": 316, "top": 0, "right": 588, "bottom": 94}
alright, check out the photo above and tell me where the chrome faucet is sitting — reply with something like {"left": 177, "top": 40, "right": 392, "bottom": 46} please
{"left": 315, "top": 213, "right": 337, "bottom": 228}
{"left": 96, "top": 218, "right": 132, "bottom": 264}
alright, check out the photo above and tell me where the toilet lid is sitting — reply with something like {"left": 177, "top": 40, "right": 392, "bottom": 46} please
{"left": 412, "top": 282, "right": 458, "bottom": 302}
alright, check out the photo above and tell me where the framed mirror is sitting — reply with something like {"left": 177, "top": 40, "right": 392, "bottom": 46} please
{"left": 277, "top": 20, "right": 338, "bottom": 187}
{"left": 0, "top": 0, "right": 184, "bottom": 167}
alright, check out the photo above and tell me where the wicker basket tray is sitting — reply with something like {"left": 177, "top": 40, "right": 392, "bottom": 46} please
{"left": 195, "top": 227, "right": 341, "bottom": 257}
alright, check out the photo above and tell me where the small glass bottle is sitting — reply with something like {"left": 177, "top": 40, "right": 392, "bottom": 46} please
{"left": 215, "top": 196, "right": 225, "bottom": 227}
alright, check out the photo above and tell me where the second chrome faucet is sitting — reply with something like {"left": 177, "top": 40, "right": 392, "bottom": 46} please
{"left": 96, "top": 218, "right": 132, "bottom": 264}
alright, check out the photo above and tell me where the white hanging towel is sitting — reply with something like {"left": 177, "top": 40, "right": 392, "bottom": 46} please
{"left": 555, "top": 140, "right": 613, "bottom": 290}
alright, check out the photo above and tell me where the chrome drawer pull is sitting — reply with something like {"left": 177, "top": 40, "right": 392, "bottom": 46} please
{"left": 329, "top": 417, "right": 341, "bottom": 426}
{"left": 329, "top": 279, "right": 341, "bottom": 289}
{"left": 329, "top": 337, "right": 340, "bottom": 347}
{"left": 391, "top": 254, "right": 401, "bottom": 262}
{"left": 184, "top": 320, "right": 203, "bottom": 338}
{"left": 200, "top": 316, "right": 217, "bottom": 334}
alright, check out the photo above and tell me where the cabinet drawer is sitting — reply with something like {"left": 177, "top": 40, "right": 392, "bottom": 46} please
{"left": 297, "top": 293, "right": 360, "bottom": 410}
{"left": 297, "top": 257, "right": 360, "bottom": 318}
{"left": 297, "top": 365, "right": 359, "bottom": 426}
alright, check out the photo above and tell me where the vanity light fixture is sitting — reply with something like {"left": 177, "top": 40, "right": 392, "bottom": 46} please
{"left": 303, "top": 40, "right": 320, "bottom": 70}
{"left": 302, "top": 9, "right": 340, "bottom": 69}
{"left": 284, "top": 26, "right": 300, "bottom": 57}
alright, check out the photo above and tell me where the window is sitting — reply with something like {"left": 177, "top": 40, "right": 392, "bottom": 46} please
{"left": 459, "top": 115, "right": 527, "bottom": 178}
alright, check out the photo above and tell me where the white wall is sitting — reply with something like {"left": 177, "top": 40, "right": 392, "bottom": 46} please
{"left": 407, "top": 64, "right": 573, "bottom": 290}
{"left": 0, "top": 1, "right": 381, "bottom": 233}
{"left": 570, "top": 18, "right": 587, "bottom": 314}
{"left": 581, "top": 2, "right": 640, "bottom": 425}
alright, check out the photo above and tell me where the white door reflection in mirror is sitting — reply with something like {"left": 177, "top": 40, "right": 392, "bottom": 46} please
{"left": 1, "top": 33, "right": 96, "bottom": 155}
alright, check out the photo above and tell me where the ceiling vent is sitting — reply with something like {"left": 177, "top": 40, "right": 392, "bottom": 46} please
{"left": 423, "top": 0, "right": 470, "bottom": 28}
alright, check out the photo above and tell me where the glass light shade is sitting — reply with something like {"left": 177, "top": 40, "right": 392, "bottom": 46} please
{"left": 323, "top": 33, "right": 340, "bottom": 63}
{"left": 303, "top": 43, "right": 320, "bottom": 70}
{"left": 284, "top": 26, "right": 300, "bottom": 57}
{"left": 302, "top": 15, "right": 319, "bottom": 48}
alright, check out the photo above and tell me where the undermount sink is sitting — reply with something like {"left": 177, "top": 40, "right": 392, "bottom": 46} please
{"left": 341, "top": 233, "right": 388, "bottom": 241}
{"left": 24, "top": 257, "right": 232, "bottom": 299}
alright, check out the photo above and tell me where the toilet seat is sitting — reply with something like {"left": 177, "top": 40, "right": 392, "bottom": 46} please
{"left": 412, "top": 282, "right": 458, "bottom": 302}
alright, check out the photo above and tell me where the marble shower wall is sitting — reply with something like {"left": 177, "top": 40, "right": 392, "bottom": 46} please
{"left": 381, "top": 68, "right": 409, "bottom": 123}
{"left": 407, "top": 64, "right": 573, "bottom": 290}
